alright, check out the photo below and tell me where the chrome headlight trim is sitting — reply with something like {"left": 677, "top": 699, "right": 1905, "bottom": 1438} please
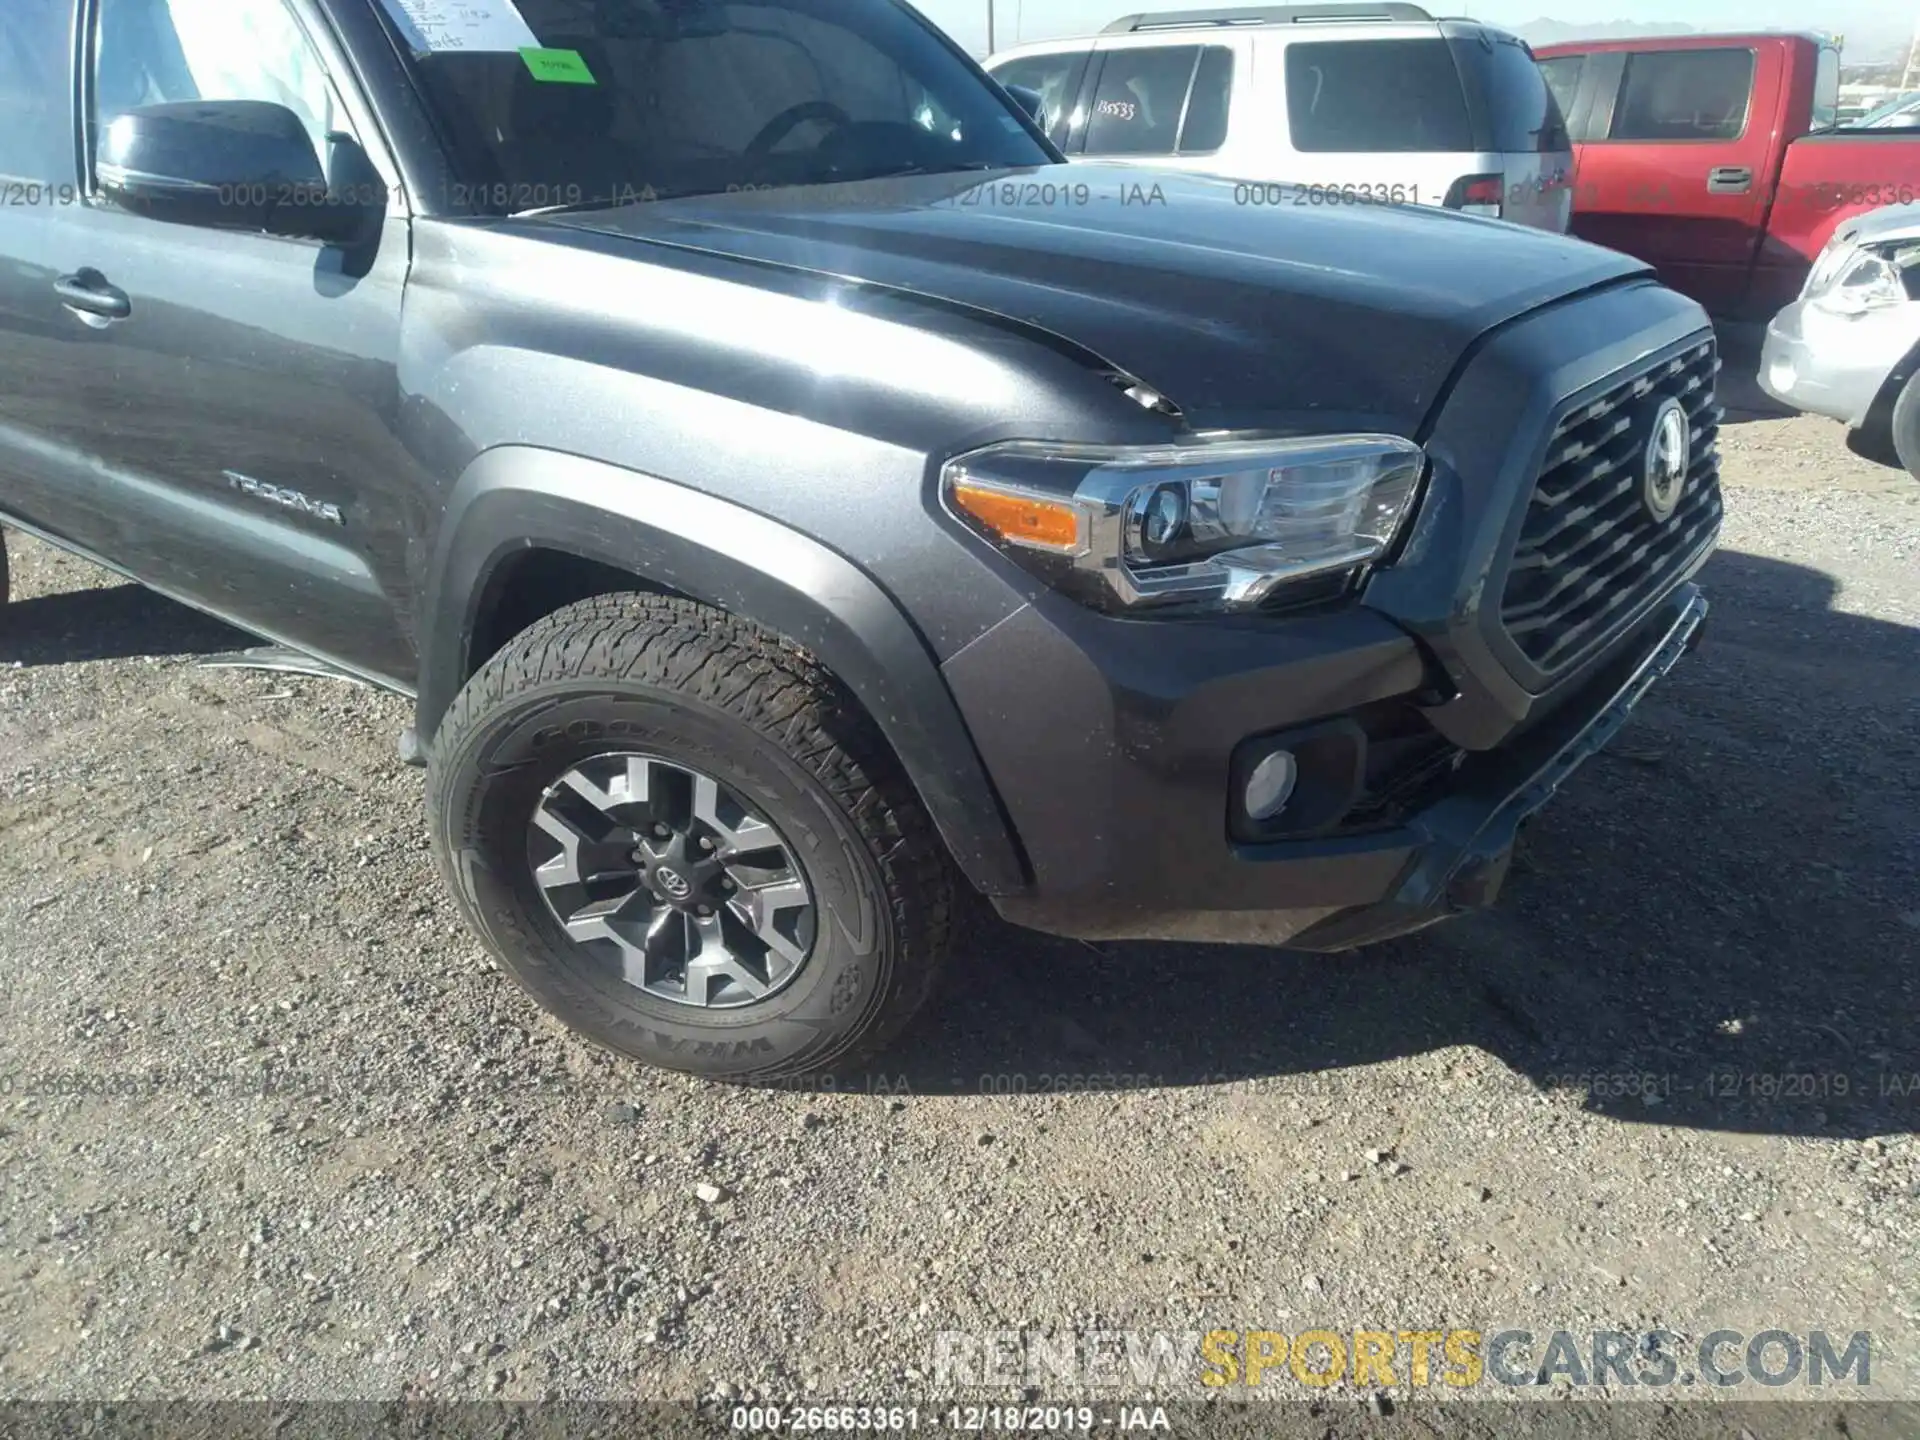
{"left": 1806, "top": 242, "right": 1919, "bottom": 316}
{"left": 942, "top": 433, "right": 1426, "bottom": 613}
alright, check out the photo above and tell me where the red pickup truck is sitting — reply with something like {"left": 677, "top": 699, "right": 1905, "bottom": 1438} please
{"left": 1534, "top": 32, "right": 1920, "bottom": 319}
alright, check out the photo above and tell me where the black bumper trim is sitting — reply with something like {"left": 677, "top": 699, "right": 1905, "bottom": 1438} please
{"left": 1288, "top": 586, "right": 1707, "bottom": 950}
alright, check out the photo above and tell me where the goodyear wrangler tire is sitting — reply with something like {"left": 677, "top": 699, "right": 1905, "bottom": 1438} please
{"left": 426, "top": 593, "right": 955, "bottom": 1081}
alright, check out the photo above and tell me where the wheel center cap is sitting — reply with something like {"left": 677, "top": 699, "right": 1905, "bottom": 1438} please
{"left": 653, "top": 865, "right": 693, "bottom": 901}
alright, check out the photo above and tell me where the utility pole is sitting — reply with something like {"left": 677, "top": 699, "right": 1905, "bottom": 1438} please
{"left": 1903, "top": 18, "right": 1920, "bottom": 92}
{"left": 986, "top": 0, "right": 995, "bottom": 55}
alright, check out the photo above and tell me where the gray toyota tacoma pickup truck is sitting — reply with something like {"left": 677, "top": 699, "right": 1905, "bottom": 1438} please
{"left": 0, "top": 0, "right": 1719, "bottom": 1079}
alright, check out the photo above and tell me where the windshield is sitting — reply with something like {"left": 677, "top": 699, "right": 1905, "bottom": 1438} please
{"left": 375, "top": 0, "right": 1055, "bottom": 211}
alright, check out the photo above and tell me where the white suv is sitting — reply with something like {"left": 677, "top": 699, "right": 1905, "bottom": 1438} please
{"left": 986, "top": 3, "right": 1574, "bottom": 231}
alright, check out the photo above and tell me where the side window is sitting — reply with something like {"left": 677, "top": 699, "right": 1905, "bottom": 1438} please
{"left": 989, "top": 51, "right": 1084, "bottom": 138}
{"left": 1178, "top": 47, "right": 1234, "bottom": 153}
{"left": 0, "top": 0, "right": 77, "bottom": 183}
{"left": 1607, "top": 49, "right": 1755, "bottom": 142}
{"left": 1284, "top": 39, "right": 1473, "bottom": 153}
{"left": 93, "top": 0, "right": 352, "bottom": 172}
{"left": 1082, "top": 45, "right": 1202, "bottom": 156}
{"left": 1810, "top": 46, "right": 1839, "bottom": 133}
{"left": 1536, "top": 56, "right": 1585, "bottom": 137}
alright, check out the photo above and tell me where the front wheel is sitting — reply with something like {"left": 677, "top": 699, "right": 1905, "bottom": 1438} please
{"left": 426, "top": 593, "right": 955, "bottom": 1081}
{"left": 1891, "top": 369, "right": 1920, "bottom": 482}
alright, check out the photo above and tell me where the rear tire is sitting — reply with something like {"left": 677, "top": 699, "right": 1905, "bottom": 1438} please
{"left": 427, "top": 593, "right": 955, "bottom": 1081}
{"left": 1891, "top": 370, "right": 1920, "bottom": 481}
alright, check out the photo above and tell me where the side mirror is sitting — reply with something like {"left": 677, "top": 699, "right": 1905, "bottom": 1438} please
{"left": 1004, "top": 84, "right": 1047, "bottom": 127}
{"left": 97, "top": 100, "right": 386, "bottom": 247}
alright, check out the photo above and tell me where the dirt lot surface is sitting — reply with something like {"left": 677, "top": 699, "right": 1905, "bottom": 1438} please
{"left": 0, "top": 337, "right": 1915, "bottom": 1428}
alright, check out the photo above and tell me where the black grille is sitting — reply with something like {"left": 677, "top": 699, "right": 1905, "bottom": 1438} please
{"left": 1499, "top": 337, "right": 1723, "bottom": 677}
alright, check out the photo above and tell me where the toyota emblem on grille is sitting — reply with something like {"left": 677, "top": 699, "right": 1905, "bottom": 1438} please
{"left": 1642, "top": 399, "right": 1690, "bottom": 523}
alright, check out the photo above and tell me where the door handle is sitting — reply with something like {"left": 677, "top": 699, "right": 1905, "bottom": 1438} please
{"left": 55, "top": 269, "right": 132, "bottom": 320}
{"left": 1706, "top": 166, "right": 1753, "bottom": 195}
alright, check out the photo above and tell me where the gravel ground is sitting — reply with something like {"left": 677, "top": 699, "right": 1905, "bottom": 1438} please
{"left": 0, "top": 339, "right": 1915, "bottom": 1422}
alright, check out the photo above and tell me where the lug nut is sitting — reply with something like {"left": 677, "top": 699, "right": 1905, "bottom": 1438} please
{"left": 697, "top": 905, "right": 713, "bottom": 917}
{"left": 698, "top": 836, "right": 714, "bottom": 851}
{"left": 720, "top": 878, "right": 735, "bottom": 891}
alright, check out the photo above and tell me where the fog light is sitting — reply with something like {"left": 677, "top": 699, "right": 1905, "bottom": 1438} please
{"left": 1768, "top": 356, "right": 1796, "bottom": 394}
{"left": 1244, "top": 750, "right": 1298, "bottom": 820}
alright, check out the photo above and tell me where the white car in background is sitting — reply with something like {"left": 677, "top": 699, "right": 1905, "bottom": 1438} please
{"left": 1853, "top": 91, "right": 1920, "bottom": 129}
{"left": 1762, "top": 205, "right": 1920, "bottom": 481}
{"left": 985, "top": 3, "right": 1574, "bottom": 230}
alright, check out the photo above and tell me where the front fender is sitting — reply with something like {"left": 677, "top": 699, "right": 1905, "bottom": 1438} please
{"left": 418, "top": 445, "right": 1027, "bottom": 896}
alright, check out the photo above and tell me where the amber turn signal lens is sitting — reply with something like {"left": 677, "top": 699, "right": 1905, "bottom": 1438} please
{"left": 950, "top": 481, "right": 1081, "bottom": 553}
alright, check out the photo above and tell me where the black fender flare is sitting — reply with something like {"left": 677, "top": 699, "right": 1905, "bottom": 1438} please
{"left": 416, "top": 446, "right": 1027, "bottom": 896}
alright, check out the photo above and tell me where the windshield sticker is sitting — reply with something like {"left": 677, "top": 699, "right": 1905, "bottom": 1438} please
{"left": 377, "top": 0, "right": 539, "bottom": 54}
{"left": 520, "top": 48, "right": 597, "bottom": 85}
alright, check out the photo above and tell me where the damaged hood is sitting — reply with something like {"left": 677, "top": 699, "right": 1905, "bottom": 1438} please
{"left": 536, "top": 164, "right": 1651, "bottom": 433}
{"left": 1828, "top": 202, "right": 1920, "bottom": 250}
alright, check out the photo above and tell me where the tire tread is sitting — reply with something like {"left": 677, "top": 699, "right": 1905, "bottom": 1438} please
{"left": 429, "top": 592, "right": 954, "bottom": 1080}
{"left": 1891, "top": 370, "right": 1920, "bottom": 482}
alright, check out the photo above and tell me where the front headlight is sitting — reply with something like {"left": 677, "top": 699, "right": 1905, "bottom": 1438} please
{"left": 943, "top": 434, "right": 1425, "bottom": 612}
{"left": 1802, "top": 239, "right": 1857, "bottom": 298}
{"left": 1806, "top": 242, "right": 1920, "bottom": 315}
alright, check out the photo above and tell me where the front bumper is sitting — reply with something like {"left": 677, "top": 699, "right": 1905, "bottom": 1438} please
{"left": 936, "top": 281, "right": 1717, "bottom": 951}
{"left": 1759, "top": 295, "right": 1916, "bottom": 429}
{"left": 976, "top": 588, "right": 1705, "bottom": 949}
{"left": 1288, "top": 588, "right": 1704, "bottom": 949}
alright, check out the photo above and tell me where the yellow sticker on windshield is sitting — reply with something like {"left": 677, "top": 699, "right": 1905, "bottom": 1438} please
{"left": 520, "top": 48, "right": 596, "bottom": 84}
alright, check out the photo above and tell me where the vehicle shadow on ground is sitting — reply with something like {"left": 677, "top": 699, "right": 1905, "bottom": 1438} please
{"left": 0, "top": 582, "right": 247, "bottom": 666}
{"left": 882, "top": 549, "right": 1920, "bottom": 1141}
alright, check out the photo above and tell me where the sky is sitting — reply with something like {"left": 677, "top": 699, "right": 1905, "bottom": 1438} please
{"left": 915, "top": 0, "right": 1909, "bottom": 56}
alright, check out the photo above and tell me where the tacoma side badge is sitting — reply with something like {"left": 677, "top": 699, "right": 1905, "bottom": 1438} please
{"left": 223, "top": 470, "right": 346, "bottom": 526}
